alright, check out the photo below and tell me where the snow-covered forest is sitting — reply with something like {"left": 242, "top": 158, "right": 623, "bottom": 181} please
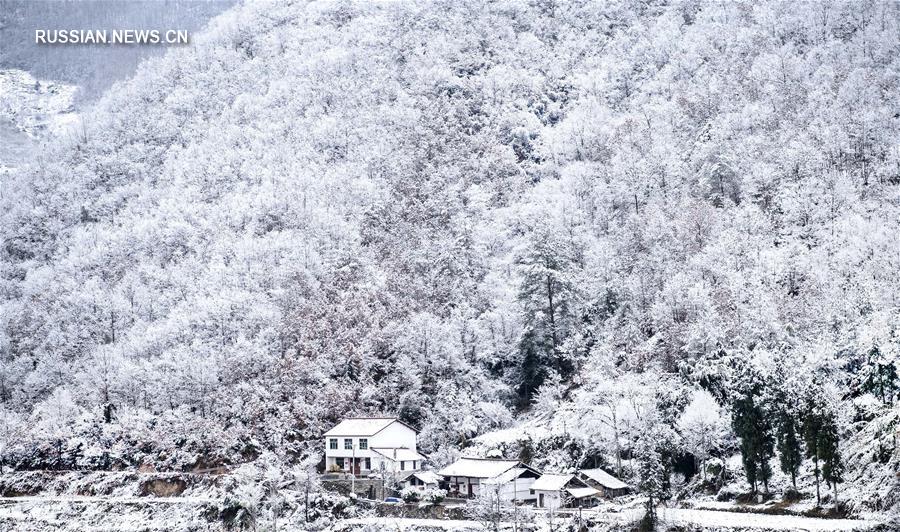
{"left": 1, "top": 0, "right": 899, "bottom": 529}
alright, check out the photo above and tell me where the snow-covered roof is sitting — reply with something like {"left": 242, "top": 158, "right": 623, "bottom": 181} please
{"left": 483, "top": 467, "right": 526, "bottom": 485}
{"left": 532, "top": 474, "right": 573, "bottom": 491}
{"left": 371, "top": 447, "right": 426, "bottom": 462}
{"left": 323, "top": 417, "right": 415, "bottom": 437}
{"left": 409, "top": 471, "right": 443, "bottom": 484}
{"left": 579, "top": 468, "right": 629, "bottom": 490}
{"left": 438, "top": 458, "right": 522, "bottom": 479}
{"left": 566, "top": 487, "right": 600, "bottom": 499}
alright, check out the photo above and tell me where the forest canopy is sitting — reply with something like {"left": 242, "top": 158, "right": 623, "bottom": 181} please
{"left": 0, "top": 1, "right": 898, "bottom": 505}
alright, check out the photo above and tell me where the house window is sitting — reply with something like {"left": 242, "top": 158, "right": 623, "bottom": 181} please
{"left": 329, "top": 438, "right": 338, "bottom": 450}
{"left": 400, "top": 461, "right": 405, "bottom": 471}
{"left": 412, "top": 461, "right": 417, "bottom": 469}
{"left": 359, "top": 438, "right": 368, "bottom": 450}
{"left": 365, "top": 458, "right": 371, "bottom": 470}
{"left": 336, "top": 457, "right": 345, "bottom": 469}
{"left": 344, "top": 438, "right": 352, "bottom": 450}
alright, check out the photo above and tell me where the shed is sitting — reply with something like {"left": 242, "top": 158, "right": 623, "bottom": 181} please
{"left": 577, "top": 468, "right": 630, "bottom": 498}
{"left": 438, "top": 457, "right": 540, "bottom": 501}
{"left": 531, "top": 474, "right": 599, "bottom": 509}
{"left": 403, "top": 470, "right": 443, "bottom": 492}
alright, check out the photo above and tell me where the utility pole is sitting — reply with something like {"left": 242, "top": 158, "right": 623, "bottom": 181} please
{"left": 380, "top": 462, "right": 386, "bottom": 500}
{"left": 304, "top": 472, "right": 310, "bottom": 523}
{"left": 268, "top": 480, "right": 278, "bottom": 532}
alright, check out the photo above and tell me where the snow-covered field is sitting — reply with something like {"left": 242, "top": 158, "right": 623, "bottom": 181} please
{"left": 0, "top": 494, "right": 884, "bottom": 532}
{"left": 651, "top": 508, "right": 878, "bottom": 531}
{"left": 333, "top": 509, "right": 881, "bottom": 532}
{"left": 0, "top": 496, "right": 216, "bottom": 532}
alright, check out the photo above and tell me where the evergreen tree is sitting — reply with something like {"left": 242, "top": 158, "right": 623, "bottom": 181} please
{"left": 516, "top": 330, "right": 547, "bottom": 406}
{"left": 802, "top": 389, "right": 843, "bottom": 506}
{"left": 731, "top": 367, "right": 775, "bottom": 495}
{"left": 861, "top": 347, "right": 898, "bottom": 405}
{"left": 772, "top": 379, "right": 803, "bottom": 490}
{"left": 636, "top": 437, "right": 666, "bottom": 531}
{"left": 515, "top": 224, "right": 581, "bottom": 404}
{"left": 819, "top": 408, "right": 845, "bottom": 506}
{"left": 775, "top": 411, "right": 803, "bottom": 490}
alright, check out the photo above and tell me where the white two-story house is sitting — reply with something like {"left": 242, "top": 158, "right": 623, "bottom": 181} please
{"left": 323, "top": 417, "right": 425, "bottom": 476}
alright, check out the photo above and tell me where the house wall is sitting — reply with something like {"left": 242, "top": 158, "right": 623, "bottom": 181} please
{"left": 446, "top": 476, "right": 535, "bottom": 502}
{"left": 446, "top": 475, "right": 480, "bottom": 497}
{"left": 497, "top": 476, "right": 536, "bottom": 502}
{"left": 535, "top": 489, "right": 562, "bottom": 509}
{"left": 325, "top": 455, "right": 378, "bottom": 474}
{"left": 371, "top": 422, "right": 417, "bottom": 450}
{"left": 324, "top": 440, "right": 378, "bottom": 474}
{"left": 324, "top": 438, "right": 378, "bottom": 460}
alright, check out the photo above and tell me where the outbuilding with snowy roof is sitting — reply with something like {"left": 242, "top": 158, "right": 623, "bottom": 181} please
{"left": 402, "top": 470, "right": 444, "bottom": 492}
{"left": 531, "top": 473, "right": 600, "bottom": 509}
{"left": 438, "top": 457, "right": 540, "bottom": 501}
{"left": 577, "top": 468, "right": 630, "bottom": 498}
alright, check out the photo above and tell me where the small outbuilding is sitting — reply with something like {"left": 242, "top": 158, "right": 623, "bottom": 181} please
{"left": 531, "top": 474, "right": 599, "bottom": 509}
{"left": 438, "top": 457, "right": 540, "bottom": 501}
{"left": 577, "top": 468, "right": 630, "bottom": 498}
{"left": 402, "top": 470, "right": 443, "bottom": 492}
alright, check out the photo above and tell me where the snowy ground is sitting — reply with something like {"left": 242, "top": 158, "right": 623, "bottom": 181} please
{"left": 651, "top": 507, "right": 878, "bottom": 531}
{"left": 0, "top": 492, "right": 886, "bottom": 531}
{"left": 335, "top": 517, "right": 484, "bottom": 531}
{"left": 333, "top": 509, "right": 881, "bottom": 532}
{"left": 0, "top": 495, "right": 216, "bottom": 504}
{"left": 0, "top": 496, "right": 217, "bottom": 532}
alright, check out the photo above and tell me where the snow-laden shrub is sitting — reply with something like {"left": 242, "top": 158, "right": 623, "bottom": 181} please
{"left": 423, "top": 488, "right": 446, "bottom": 505}
{"left": 309, "top": 491, "right": 356, "bottom": 519}
{"left": 400, "top": 486, "right": 420, "bottom": 503}
{"left": 217, "top": 482, "right": 261, "bottom": 530}
{"left": 716, "top": 485, "right": 740, "bottom": 502}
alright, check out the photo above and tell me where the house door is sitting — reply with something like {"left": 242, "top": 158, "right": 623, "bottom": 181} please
{"left": 468, "top": 482, "right": 474, "bottom": 497}
{"left": 539, "top": 494, "right": 544, "bottom": 507}
{"left": 353, "top": 458, "right": 361, "bottom": 475}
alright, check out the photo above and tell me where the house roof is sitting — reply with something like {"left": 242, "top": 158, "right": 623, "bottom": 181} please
{"left": 483, "top": 467, "right": 527, "bottom": 485}
{"left": 532, "top": 474, "right": 573, "bottom": 491}
{"left": 579, "top": 468, "right": 629, "bottom": 490}
{"left": 437, "top": 458, "right": 523, "bottom": 479}
{"left": 566, "top": 487, "right": 600, "bottom": 499}
{"left": 408, "top": 471, "right": 443, "bottom": 485}
{"left": 323, "top": 417, "right": 416, "bottom": 437}
{"left": 371, "top": 447, "right": 426, "bottom": 462}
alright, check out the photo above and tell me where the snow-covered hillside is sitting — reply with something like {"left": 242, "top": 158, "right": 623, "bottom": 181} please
{"left": 1, "top": 0, "right": 899, "bottom": 529}
{"left": 0, "top": 69, "right": 78, "bottom": 138}
{"left": 0, "top": 69, "right": 78, "bottom": 173}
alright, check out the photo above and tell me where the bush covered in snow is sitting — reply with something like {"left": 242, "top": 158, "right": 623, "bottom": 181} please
{"left": 400, "top": 487, "right": 421, "bottom": 504}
